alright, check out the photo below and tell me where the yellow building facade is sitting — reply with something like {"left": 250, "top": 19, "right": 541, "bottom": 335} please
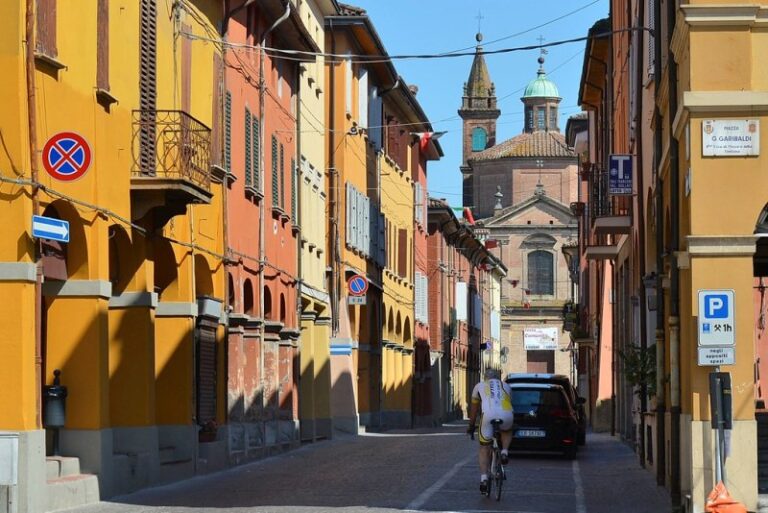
{"left": 0, "top": 0, "right": 226, "bottom": 509}
{"left": 295, "top": 0, "right": 335, "bottom": 443}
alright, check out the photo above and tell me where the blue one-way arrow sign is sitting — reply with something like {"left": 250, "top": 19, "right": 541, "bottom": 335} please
{"left": 32, "top": 215, "right": 69, "bottom": 243}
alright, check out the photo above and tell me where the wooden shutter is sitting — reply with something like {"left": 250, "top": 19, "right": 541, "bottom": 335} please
{"left": 244, "top": 108, "right": 252, "bottom": 187}
{"left": 279, "top": 143, "right": 285, "bottom": 208}
{"left": 378, "top": 212, "right": 386, "bottom": 266}
{"left": 398, "top": 228, "right": 407, "bottom": 277}
{"left": 181, "top": 23, "right": 191, "bottom": 113}
{"left": 362, "top": 195, "right": 370, "bottom": 256}
{"left": 291, "top": 158, "right": 297, "bottom": 221}
{"left": 36, "top": 0, "right": 57, "bottom": 58}
{"left": 224, "top": 91, "right": 232, "bottom": 173}
{"left": 196, "top": 318, "right": 218, "bottom": 424}
{"left": 96, "top": 0, "right": 109, "bottom": 90}
{"left": 358, "top": 67, "right": 368, "bottom": 127}
{"left": 346, "top": 183, "right": 353, "bottom": 246}
{"left": 138, "top": 0, "right": 157, "bottom": 174}
{"left": 271, "top": 135, "right": 278, "bottom": 206}
{"left": 210, "top": 53, "right": 223, "bottom": 168}
{"left": 648, "top": 0, "right": 656, "bottom": 76}
{"left": 252, "top": 117, "right": 260, "bottom": 189}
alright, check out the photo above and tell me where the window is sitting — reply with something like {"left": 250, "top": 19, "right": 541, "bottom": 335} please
{"left": 526, "top": 108, "right": 533, "bottom": 131}
{"left": 358, "top": 67, "right": 368, "bottom": 127}
{"left": 36, "top": 0, "right": 58, "bottom": 59}
{"left": 536, "top": 109, "right": 545, "bottom": 130}
{"left": 528, "top": 250, "right": 554, "bottom": 295}
{"left": 344, "top": 53, "right": 352, "bottom": 114}
{"left": 251, "top": 116, "right": 260, "bottom": 189}
{"left": 415, "top": 271, "right": 429, "bottom": 324}
{"left": 369, "top": 86, "right": 382, "bottom": 150}
{"left": 96, "top": 0, "right": 109, "bottom": 91}
{"left": 549, "top": 108, "right": 557, "bottom": 130}
{"left": 224, "top": 92, "right": 232, "bottom": 173}
{"left": 291, "top": 158, "right": 297, "bottom": 221}
{"left": 279, "top": 143, "right": 285, "bottom": 208}
{"left": 471, "top": 127, "right": 487, "bottom": 151}
{"left": 245, "top": 108, "right": 252, "bottom": 187}
{"left": 271, "top": 135, "right": 278, "bottom": 207}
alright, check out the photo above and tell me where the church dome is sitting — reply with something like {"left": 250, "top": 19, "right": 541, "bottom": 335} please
{"left": 522, "top": 55, "right": 561, "bottom": 99}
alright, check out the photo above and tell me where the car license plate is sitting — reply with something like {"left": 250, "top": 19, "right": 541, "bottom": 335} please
{"left": 517, "top": 429, "right": 545, "bottom": 438}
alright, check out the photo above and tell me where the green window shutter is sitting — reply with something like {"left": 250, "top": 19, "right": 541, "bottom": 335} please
{"left": 279, "top": 143, "right": 285, "bottom": 208}
{"left": 224, "top": 91, "right": 232, "bottom": 173}
{"left": 252, "top": 118, "right": 260, "bottom": 190}
{"left": 244, "top": 108, "right": 252, "bottom": 187}
{"left": 271, "top": 135, "right": 278, "bottom": 207}
{"left": 291, "top": 158, "right": 297, "bottom": 221}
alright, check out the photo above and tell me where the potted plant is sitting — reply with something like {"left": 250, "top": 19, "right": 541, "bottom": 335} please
{"left": 619, "top": 344, "right": 656, "bottom": 397}
{"left": 198, "top": 419, "right": 218, "bottom": 443}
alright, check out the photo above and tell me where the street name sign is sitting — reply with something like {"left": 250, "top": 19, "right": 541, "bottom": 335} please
{"left": 608, "top": 154, "right": 633, "bottom": 195}
{"left": 32, "top": 215, "right": 69, "bottom": 243}
{"left": 702, "top": 119, "right": 760, "bottom": 157}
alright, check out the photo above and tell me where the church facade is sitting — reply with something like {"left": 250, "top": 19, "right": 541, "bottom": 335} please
{"left": 460, "top": 37, "right": 580, "bottom": 381}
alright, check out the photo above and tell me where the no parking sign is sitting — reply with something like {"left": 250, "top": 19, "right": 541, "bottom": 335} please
{"left": 42, "top": 132, "right": 92, "bottom": 181}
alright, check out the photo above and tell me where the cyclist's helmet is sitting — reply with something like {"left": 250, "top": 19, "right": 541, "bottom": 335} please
{"left": 484, "top": 368, "right": 501, "bottom": 380}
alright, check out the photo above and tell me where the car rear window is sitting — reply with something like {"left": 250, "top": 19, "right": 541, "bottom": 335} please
{"left": 511, "top": 389, "right": 567, "bottom": 414}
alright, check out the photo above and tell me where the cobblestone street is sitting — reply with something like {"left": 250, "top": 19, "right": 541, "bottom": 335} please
{"left": 62, "top": 423, "right": 670, "bottom": 513}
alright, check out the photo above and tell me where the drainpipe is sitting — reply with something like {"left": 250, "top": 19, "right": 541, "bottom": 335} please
{"left": 295, "top": 54, "right": 303, "bottom": 426}
{"left": 328, "top": 19, "right": 339, "bottom": 335}
{"left": 653, "top": 0, "right": 666, "bottom": 487}
{"left": 26, "top": 0, "right": 42, "bottom": 428}
{"left": 259, "top": 1, "right": 291, "bottom": 410}
{"left": 635, "top": 0, "right": 648, "bottom": 469}
{"left": 667, "top": 0, "right": 682, "bottom": 505}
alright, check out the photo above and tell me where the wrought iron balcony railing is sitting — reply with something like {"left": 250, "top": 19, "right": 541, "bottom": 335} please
{"left": 132, "top": 110, "right": 212, "bottom": 191}
{"left": 590, "top": 170, "right": 631, "bottom": 220}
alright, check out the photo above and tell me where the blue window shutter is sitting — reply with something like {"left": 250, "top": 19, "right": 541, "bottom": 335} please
{"left": 471, "top": 127, "right": 487, "bottom": 152}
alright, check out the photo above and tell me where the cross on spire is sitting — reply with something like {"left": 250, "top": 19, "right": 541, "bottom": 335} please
{"left": 476, "top": 10, "right": 484, "bottom": 33}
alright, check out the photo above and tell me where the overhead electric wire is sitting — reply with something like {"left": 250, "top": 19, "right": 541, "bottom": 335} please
{"left": 182, "top": 27, "right": 647, "bottom": 65}
{"left": 436, "top": 0, "right": 603, "bottom": 55}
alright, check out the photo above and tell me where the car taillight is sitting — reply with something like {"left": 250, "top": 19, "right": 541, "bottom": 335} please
{"left": 551, "top": 408, "right": 571, "bottom": 418}
{"left": 563, "top": 438, "right": 574, "bottom": 444}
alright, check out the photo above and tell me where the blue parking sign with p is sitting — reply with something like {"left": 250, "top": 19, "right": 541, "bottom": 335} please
{"left": 698, "top": 290, "right": 735, "bottom": 348}
{"left": 704, "top": 294, "right": 729, "bottom": 319}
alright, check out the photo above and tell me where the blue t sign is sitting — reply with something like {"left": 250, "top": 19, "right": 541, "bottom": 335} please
{"left": 609, "top": 154, "right": 633, "bottom": 195}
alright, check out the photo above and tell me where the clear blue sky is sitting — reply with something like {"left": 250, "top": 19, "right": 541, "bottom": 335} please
{"left": 351, "top": 0, "right": 608, "bottom": 207}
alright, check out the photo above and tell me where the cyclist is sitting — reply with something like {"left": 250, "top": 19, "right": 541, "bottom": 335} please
{"left": 467, "top": 367, "right": 514, "bottom": 494}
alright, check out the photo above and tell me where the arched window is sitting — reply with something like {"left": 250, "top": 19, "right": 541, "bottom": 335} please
{"left": 528, "top": 250, "right": 554, "bottom": 295}
{"left": 471, "top": 127, "right": 487, "bottom": 152}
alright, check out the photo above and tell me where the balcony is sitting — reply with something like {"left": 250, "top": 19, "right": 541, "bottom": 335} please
{"left": 590, "top": 170, "right": 631, "bottom": 235}
{"left": 131, "top": 110, "right": 213, "bottom": 227}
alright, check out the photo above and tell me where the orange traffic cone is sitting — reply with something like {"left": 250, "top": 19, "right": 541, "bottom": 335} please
{"left": 705, "top": 482, "right": 747, "bottom": 513}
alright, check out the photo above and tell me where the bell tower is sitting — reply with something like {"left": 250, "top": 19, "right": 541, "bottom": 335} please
{"left": 459, "top": 32, "right": 500, "bottom": 210}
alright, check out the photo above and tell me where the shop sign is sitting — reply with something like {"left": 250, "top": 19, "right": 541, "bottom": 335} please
{"left": 524, "top": 327, "right": 558, "bottom": 351}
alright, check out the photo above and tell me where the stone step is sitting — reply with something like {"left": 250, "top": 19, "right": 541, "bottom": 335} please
{"left": 158, "top": 445, "right": 176, "bottom": 464}
{"left": 157, "top": 458, "right": 194, "bottom": 485}
{"left": 46, "top": 474, "right": 99, "bottom": 512}
{"left": 46, "top": 456, "right": 81, "bottom": 480}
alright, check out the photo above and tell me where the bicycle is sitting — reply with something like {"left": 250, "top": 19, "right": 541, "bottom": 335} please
{"left": 469, "top": 419, "right": 506, "bottom": 501}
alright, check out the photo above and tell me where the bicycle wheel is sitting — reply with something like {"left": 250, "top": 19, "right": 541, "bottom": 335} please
{"left": 486, "top": 452, "right": 495, "bottom": 497}
{"left": 495, "top": 463, "right": 503, "bottom": 501}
